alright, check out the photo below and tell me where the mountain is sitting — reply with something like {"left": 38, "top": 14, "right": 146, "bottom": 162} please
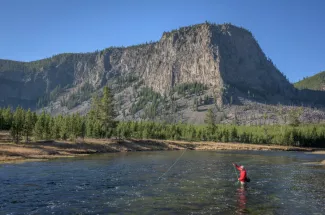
{"left": 294, "top": 71, "right": 325, "bottom": 91}
{"left": 1, "top": 22, "right": 325, "bottom": 124}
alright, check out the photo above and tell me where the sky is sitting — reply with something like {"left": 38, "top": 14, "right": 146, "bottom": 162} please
{"left": 0, "top": 0, "right": 324, "bottom": 83}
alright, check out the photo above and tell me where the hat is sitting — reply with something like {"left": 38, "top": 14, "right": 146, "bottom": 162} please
{"left": 240, "top": 165, "right": 244, "bottom": 169}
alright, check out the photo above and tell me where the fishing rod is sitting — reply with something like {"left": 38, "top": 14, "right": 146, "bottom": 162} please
{"left": 233, "top": 165, "right": 240, "bottom": 185}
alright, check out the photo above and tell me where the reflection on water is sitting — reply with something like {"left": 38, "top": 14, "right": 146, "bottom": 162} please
{"left": 236, "top": 186, "right": 247, "bottom": 214}
{"left": 0, "top": 150, "right": 324, "bottom": 214}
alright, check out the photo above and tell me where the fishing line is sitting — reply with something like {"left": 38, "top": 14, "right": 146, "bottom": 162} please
{"left": 158, "top": 149, "right": 187, "bottom": 180}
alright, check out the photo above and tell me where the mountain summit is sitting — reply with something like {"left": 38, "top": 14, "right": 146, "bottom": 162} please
{"left": 0, "top": 22, "right": 324, "bottom": 124}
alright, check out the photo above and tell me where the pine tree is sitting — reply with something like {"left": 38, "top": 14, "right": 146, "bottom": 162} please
{"left": 205, "top": 109, "right": 215, "bottom": 126}
{"left": 230, "top": 127, "right": 238, "bottom": 142}
{"left": 86, "top": 94, "right": 102, "bottom": 137}
{"left": 222, "top": 129, "right": 229, "bottom": 142}
{"left": 43, "top": 113, "right": 51, "bottom": 140}
{"left": 70, "top": 113, "right": 83, "bottom": 140}
{"left": 51, "top": 117, "right": 60, "bottom": 139}
{"left": 32, "top": 112, "right": 38, "bottom": 126}
{"left": 59, "top": 115, "right": 69, "bottom": 140}
{"left": 116, "top": 122, "right": 124, "bottom": 139}
{"left": 80, "top": 118, "right": 86, "bottom": 140}
{"left": 288, "top": 132, "right": 294, "bottom": 145}
{"left": 48, "top": 117, "right": 55, "bottom": 139}
{"left": 2, "top": 107, "right": 12, "bottom": 130}
{"left": 34, "top": 111, "right": 46, "bottom": 140}
{"left": 205, "top": 108, "right": 216, "bottom": 135}
{"left": 69, "top": 114, "right": 77, "bottom": 140}
{"left": 93, "top": 120, "right": 102, "bottom": 138}
{"left": 11, "top": 107, "right": 25, "bottom": 143}
{"left": 24, "top": 109, "right": 34, "bottom": 142}
{"left": 129, "top": 121, "right": 138, "bottom": 138}
{"left": 290, "top": 107, "right": 303, "bottom": 127}
{"left": 86, "top": 115, "right": 95, "bottom": 137}
{"left": 100, "top": 86, "right": 117, "bottom": 138}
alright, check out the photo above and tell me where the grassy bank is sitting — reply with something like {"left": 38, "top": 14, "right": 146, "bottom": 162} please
{"left": 1, "top": 130, "right": 322, "bottom": 164}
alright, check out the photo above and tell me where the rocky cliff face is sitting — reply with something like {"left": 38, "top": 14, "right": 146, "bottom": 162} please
{"left": 97, "top": 23, "right": 294, "bottom": 102}
{"left": 1, "top": 22, "right": 324, "bottom": 123}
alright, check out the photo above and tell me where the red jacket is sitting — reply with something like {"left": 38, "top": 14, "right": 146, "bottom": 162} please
{"left": 235, "top": 164, "right": 247, "bottom": 182}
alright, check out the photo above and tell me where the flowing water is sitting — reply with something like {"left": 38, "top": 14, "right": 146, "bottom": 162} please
{"left": 1, "top": 150, "right": 325, "bottom": 214}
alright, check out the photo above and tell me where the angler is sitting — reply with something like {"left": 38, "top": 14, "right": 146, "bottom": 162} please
{"left": 233, "top": 163, "right": 250, "bottom": 186}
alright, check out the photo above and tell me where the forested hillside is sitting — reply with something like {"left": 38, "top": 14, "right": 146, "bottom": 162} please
{"left": 294, "top": 71, "right": 325, "bottom": 91}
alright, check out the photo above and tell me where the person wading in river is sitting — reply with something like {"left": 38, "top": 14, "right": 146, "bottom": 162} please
{"left": 232, "top": 163, "right": 250, "bottom": 186}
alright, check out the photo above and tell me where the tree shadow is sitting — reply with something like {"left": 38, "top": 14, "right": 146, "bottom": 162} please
{"left": 116, "top": 139, "right": 196, "bottom": 151}
{"left": 26, "top": 140, "right": 120, "bottom": 153}
{"left": 0, "top": 139, "right": 198, "bottom": 162}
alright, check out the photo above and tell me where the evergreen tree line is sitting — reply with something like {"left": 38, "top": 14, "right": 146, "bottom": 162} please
{"left": 0, "top": 86, "right": 115, "bottom": 143}
{"left": 115, "top": 121, "right": 325, "bottom": 147}
{"left": 0, "top": 106, "right": 86, "bottom": 143}
{"left": 0, "top": 86, "right": 324, "bottom": 147}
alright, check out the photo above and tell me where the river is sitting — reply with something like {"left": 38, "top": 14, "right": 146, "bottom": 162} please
{"left": 1, "top": 150, "right": 324, "bottom": 214}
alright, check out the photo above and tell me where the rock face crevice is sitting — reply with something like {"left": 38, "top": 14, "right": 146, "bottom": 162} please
{"left": 0, "top": 22, "right": 319, "bottom": 115}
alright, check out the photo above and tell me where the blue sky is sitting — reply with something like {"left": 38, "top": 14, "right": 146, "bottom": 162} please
{"left": 0, "top": 0, "right": 324, "bottom": 83}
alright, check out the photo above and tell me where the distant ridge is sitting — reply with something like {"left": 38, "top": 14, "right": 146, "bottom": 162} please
{"left": 294, "top": 71, "right": 325, "bottom": 91}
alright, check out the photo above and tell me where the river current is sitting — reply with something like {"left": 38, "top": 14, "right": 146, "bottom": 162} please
{"left": 1, "top": 150, "right": 324, "bottom": 214}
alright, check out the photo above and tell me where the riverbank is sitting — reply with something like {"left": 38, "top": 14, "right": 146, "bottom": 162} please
{"left": 1, "top": 136, "right": 323, "bottom": 164}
